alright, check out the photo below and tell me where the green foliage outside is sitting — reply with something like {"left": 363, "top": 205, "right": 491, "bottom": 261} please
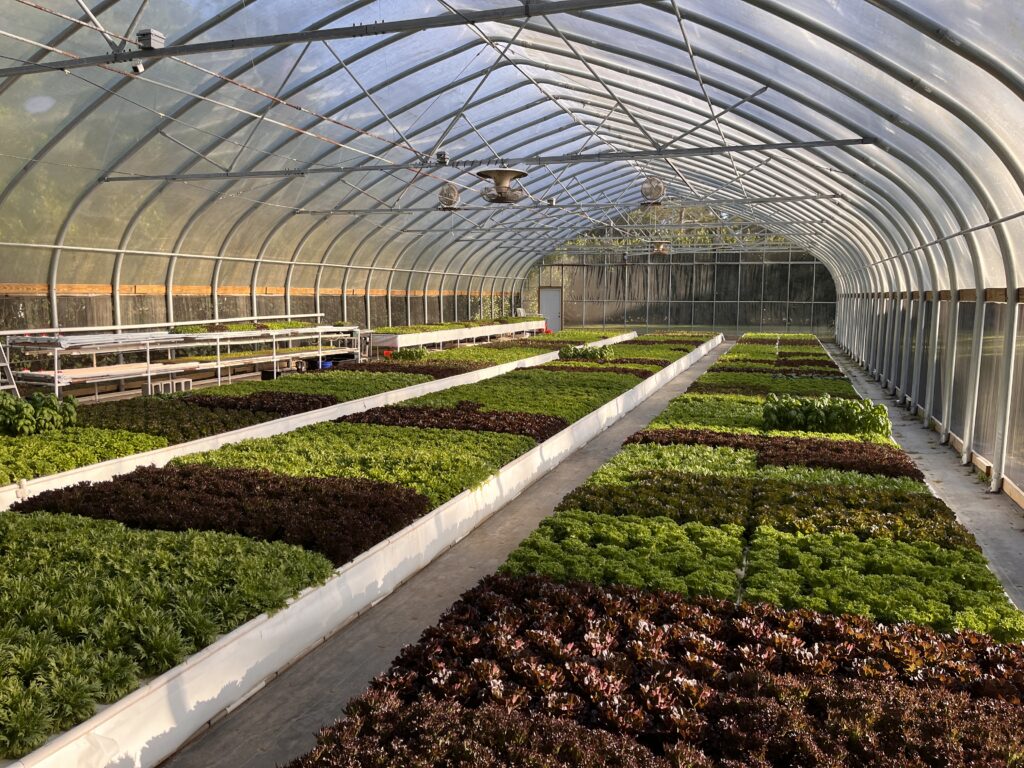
{"left": 502, "top": 509, "right": 743, "bottom": 599}
{"left": 0, "top": 511, "right": 332, "bottom": 758}
{"left": 175, "top": 422, "right": 534, "bottom": 507}
{"left": 173, "top": 320, "right": 313, "bottom": 333}
{"left": 373, "top": 317, "right": 544, "bottom": 334}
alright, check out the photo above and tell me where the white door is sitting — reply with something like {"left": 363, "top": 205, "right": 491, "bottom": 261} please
{"left": 539, "top": 288, "right": 562, "bottom": 332}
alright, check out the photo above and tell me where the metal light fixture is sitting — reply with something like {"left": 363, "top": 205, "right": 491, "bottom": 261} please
{"left": 650, "top": 240, "right": 670, "bottom": 256}
{"left": 476, "top": 166, "right": 528, "bottom": 204}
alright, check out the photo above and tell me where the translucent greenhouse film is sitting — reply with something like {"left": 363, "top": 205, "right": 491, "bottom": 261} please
{"left": 4, "top": 2, "right": 1024, "bottom": 766}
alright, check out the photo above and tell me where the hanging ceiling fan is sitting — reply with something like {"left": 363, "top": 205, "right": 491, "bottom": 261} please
{"left": 475, "top": 166, "right": 529, "bottom": 204}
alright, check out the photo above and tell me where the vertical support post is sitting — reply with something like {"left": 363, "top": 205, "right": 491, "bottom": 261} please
{"left": 990, "top": 296, "right": 1020, "bottom": 491}
{"left": 211, "top": 261, "right": 221, "bottom": 322}
{"left": 364, "top": 280, "right": 372, "bottom": 331}
{"left": 923, "top": 293, "right": 941, "bottom": 426}
{"left": 341, "top": 268, "right": 350, "bottom": 324}
{"left": 602, "top": 253, "right": 608, "bottom": 329}
{"left": 666, "top": 255, "right": 672, "bottom": 328}
{"left": 959, "top": 293, "right": 986, "bottom": 463}
{"left": 385, "top": 272, "right": 395, "bottom": 327}
{"left": 940, "top": 293, "right": 959, "bottom": 441}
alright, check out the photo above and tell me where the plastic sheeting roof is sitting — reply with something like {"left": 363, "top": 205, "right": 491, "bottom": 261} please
{"left": 1, "top": 0, "right": 1022, "bottom": 318}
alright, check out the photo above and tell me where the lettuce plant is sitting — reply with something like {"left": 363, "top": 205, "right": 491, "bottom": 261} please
{"left": 501, "top": 510, "right": 743, "bottom": 598}
{"left": 744, "top": 526, "right": 1024, "bottom": 641}
{"left": 174, "top": 422, "right": 534, "bottom": 507}
{"left": 0, "top": 511, "right": 332, "bottom": 757}
{"left": 0, "top": 428, "right": 167, "bottom": 484}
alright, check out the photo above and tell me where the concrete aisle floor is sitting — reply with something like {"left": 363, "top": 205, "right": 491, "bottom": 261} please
{"left": 830, "top": 345, "right": 1024, "bottom": 609}
{"left": 161, "top": 341, "right": 732, "bottom": 768}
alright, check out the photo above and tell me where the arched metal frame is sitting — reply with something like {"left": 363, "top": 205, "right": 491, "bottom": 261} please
{"left": 1, "top": 0, "right": 1023, "bottom": 490}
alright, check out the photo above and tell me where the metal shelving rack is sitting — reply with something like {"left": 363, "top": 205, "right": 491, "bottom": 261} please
{"left": 6, "top": 325, "right": 361, "bottom": 397}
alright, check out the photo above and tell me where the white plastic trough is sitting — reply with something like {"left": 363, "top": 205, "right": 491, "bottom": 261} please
{"left": 0, "top": 332, "right": 635, "bottom": 510}
{"left": 369, "top": 319, "right": 546, "bottom": 349}
{"left": 9, "top": 333, "right": 722, "bottom": 768}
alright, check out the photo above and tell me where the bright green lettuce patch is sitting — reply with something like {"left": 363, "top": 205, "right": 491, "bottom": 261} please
{"left": 744, "top": 526, "right": 1024, "bottom": 642}
{"left": 203, "top": 370, "right": 432, "bottom": 400}
{"left": 427, "top": 346, "right": 546, "bottom": 365}
{"left": 606, "top": 343, "right": 692, "bottom": 362}
{"left": 691, "top": 372, "right": 858, "bottom": 398}
{"left": 585, "top": 443, "right": 928, "bottom": 494}
{"left": 501, "top": 509, "right": 743, "bottom": 598}
{"left": 407, "top": 369, "right": 638, "bottom": 423}
{"left": 546, "top": 329, "right": 616, "bottom": 342}
{"left": 175, "top": 422, "right": 534, "bottom": 507}
{"left": 0, "top": 428, "right": 168, "bottom": 485}
{"left": 0, "top": 511, "right": 332, "bottom": 758}
{"left": 651, "top": 394, "right": 765, "bottom": 430}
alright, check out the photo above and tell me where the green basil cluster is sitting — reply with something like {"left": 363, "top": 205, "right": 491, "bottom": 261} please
{"left": 762, "top": 393, "right": 891, "bottom": 436}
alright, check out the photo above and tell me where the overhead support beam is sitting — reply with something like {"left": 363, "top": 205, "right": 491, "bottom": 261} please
{"left": 290, "top": 193, "right": 841, "bottom": 216}
{"left": 99, "top": 139, "right": 874, "bottom": 183}
{"left": 0, "top": 0, "right": 653, "bottom": 78}
{"left": 403, "top": 221, "right": 823, "bottom": 233}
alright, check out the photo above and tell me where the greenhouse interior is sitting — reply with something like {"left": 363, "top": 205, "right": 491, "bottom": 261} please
{"left": 2, "top": 1, "right": 1024, "bottom": 766}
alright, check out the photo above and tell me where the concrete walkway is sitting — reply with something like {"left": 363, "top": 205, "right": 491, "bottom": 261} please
{"left": 830, "top": 345, "right": 1024, "bottom": 609}
{"left": 161, "top": 342, "right": 732, "bottom": 768}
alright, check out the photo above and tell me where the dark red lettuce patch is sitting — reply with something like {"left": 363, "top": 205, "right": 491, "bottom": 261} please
{"left": 288, "top": 693, "right": 675, "bottom": 768}
{"left": 336, "top": 575, "right": 1024, "bottom": 766}
{"left": 12, "top": 465, "right": 430, "bottom": 566}
{"left": 711, "top": 364, "right": 844, "bottom": 378}
{"left": 186, "top": 391, "right": 337, "bottom": 415}
{"left": 534, "top": 364, "right": 653, "bottom": 379}
{"left": 626, "top": 427, "right": 924, "bottom": 481}
{"left": 742, "top": 338, "right": 821, "bottom": 346}
{"left": 339, "top": 401, "right": 568, "bottom": 442}
{"left": 775, "top": 354, "right": 839, "bottom": 367}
